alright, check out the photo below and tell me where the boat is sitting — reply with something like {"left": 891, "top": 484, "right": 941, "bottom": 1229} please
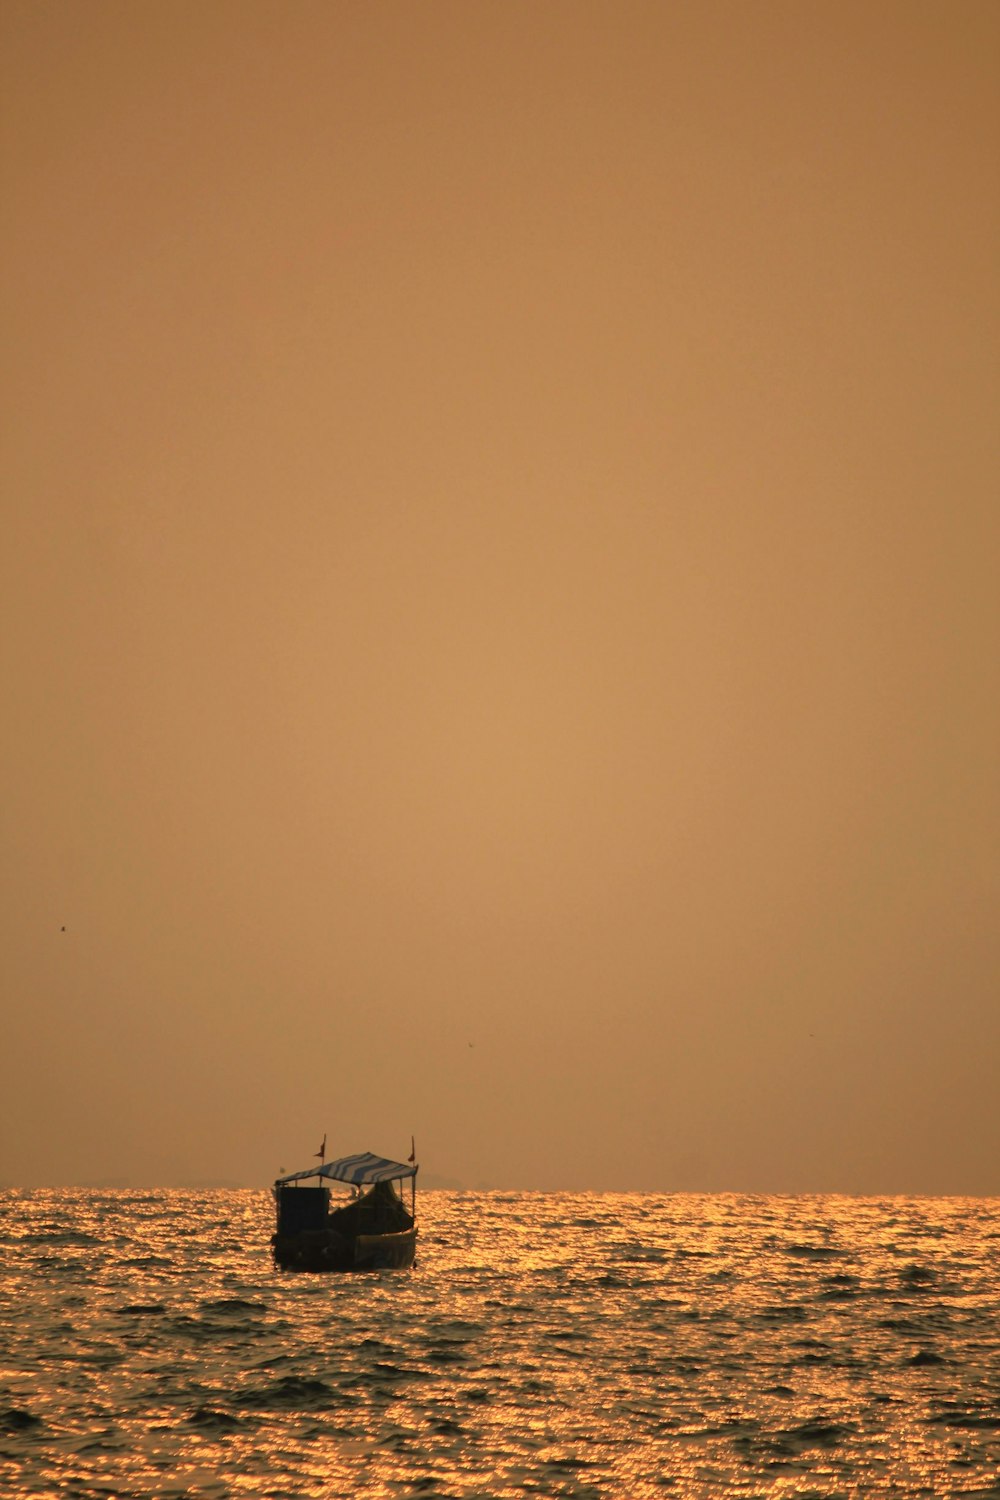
{"left": 271, "top": 1149, "right": 418, "bottom": 1272}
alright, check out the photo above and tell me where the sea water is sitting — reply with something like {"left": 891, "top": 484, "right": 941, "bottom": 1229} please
{"left": 0, "top": 1191, "right": 997, "bottom": 1498}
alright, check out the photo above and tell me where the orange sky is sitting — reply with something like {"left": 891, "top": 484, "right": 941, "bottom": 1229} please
{"left": 2, "top": 1, "right": 998, "bottom": 1190}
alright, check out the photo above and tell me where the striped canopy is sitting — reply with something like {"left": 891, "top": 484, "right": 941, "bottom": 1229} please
{"left": 276, "top": 1151, "right": 417, "bottom": 1187}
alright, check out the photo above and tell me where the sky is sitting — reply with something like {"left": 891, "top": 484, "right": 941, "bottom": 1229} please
{"left": 2, "top": 1, "right": 998, "bottom": 1193}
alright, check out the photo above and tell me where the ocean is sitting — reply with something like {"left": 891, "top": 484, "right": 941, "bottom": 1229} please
{"left": 1, "top": 1190, "right": 997, "bottom": 1498}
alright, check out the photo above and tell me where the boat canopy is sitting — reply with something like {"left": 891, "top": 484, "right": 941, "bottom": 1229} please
{"left": 276, "top": 1151, "right": 417, "bottom": 1187}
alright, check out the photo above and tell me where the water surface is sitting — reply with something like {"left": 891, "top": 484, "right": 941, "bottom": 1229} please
{"left": 1, "top": 1191, "right": 997, "bottom": 1496}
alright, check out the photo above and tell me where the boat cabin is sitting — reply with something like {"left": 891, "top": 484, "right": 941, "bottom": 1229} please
{"left": 272, "top": 1150, "right": 417, "bottom": 1272}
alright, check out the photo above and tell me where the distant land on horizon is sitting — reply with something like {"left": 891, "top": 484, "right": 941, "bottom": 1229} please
{"left": 2, "top": 1175, "right": 999, "bottom": 1196}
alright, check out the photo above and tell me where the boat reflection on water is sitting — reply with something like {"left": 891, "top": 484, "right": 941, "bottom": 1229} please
{"left": 271, "top": 1149, "right": 417, "bottom": 1272}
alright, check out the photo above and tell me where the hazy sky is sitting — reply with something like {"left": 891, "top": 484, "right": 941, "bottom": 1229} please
{"left": 2, "top": 2, "right": 997, "bottom": 1192}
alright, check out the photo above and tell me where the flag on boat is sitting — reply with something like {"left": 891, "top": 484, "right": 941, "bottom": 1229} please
{"left": 315, "top": 1135, "right": 326, "bottom": 1161}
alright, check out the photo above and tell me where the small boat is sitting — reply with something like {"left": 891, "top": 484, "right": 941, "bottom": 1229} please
{"left": 271, "top": 1149, "right": 417, "bottom": 1272}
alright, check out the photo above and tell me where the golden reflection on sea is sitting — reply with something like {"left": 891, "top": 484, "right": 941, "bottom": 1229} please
{"left": 0, "top": 1190, "right": 997, "bottom": 1497}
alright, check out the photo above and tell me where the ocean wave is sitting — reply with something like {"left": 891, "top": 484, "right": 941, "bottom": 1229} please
{"left": 0, "top": 1190, "right": 997, "bottom": 1498}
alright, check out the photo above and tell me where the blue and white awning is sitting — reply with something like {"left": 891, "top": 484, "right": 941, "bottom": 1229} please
{"left": 276, "top": 1151, "right": 417, "bottom": 1187}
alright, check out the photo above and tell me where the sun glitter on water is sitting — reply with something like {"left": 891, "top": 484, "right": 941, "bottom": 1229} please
{"left": 1, "top": 1190, "right": 997, "bottom": 1497}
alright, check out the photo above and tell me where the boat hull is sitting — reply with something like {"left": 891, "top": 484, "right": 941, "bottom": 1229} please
{"left": 272, "top": 1225, "right": 417, "bottom": 1273}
